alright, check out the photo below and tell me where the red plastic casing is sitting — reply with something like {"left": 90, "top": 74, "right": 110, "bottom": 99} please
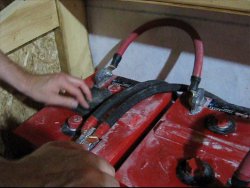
{"left": 13, "top": 75, "right": 250, "bottom": 187}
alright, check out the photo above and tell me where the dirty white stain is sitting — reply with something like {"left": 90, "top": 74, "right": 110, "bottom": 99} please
{"left": 224, "top": 147, "right": 233, "bottom": 152}
{"left": 162, "top": 120, "right": 181, "bottom": 129}
{"left": 92, "top": 125, "right": 121, "bottom": 153}
{"left": 140, "top": 162, "right": 149, "bottom": 170}
{"left": 211, "top": 142, "right": 223, "bottom": 150}
{"left": 202, "top": 139, "right": 210, "bottom": 146}
{"left": 34, "top": 117, "right": 46, "bottom": 125}
{"left": 158, "top": 161, "right": 168, "bottom": 175}
{"left": 215, "top": 172, "right": 221, "bottom": 178}
{"left": 223, "top": 159, "right": 239, "bottom": 168}
{"left": 207, "top": 135, "right": 249, "bottom": 152}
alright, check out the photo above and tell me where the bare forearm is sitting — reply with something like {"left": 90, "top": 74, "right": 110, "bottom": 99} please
{"left": 0, "top": 51, "right": 31, "bottom": 94}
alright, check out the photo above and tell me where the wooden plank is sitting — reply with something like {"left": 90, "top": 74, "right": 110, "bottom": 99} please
{"left": 56, "top": 0, "right": 94, "bottom": 79}
{"left": 157, "top": 0, "right": 250, "bottom": 12}
{"left": 0, "top": 0, "right": 59, "bottom": 53}
{"left": 121, "top": 0, "right": 250, "bottom": 16}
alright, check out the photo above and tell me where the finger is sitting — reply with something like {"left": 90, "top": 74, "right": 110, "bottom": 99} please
{"left": 79, "top": 82, "right": 92, "bottom": 102}
{"left": 96, "top": 158, "right": 116, "bottom": 177}
{"left": 47, "top": 142, "right": 116, "bottom": 177}
{"left": 65, "top": 169, "right": 120, "bottom": 187}
{"left": 83, "top": 152, "right": 116, "bottom": 177}
{"left": 48, "top": 95, "right": 78, "bottom": 109}
{"left": 67, "top": 76, "right": 92, "bottom": 102}
{"left": 76, "top": 166, "right": 119, "bottom": 187}
{"left": 85, "top": 172, "right": 120, "bottom": 187}
{"left": 93, "top": 159, "right": 116, "bottom": 177}
{"left": 100, "top": 173, "right": 120, "bottom": 187}
{"left": 46, "top": 141, "right": 83, "bottom": 150}
{"left": 61, "top": 80, "right": 90, "bottom": 109}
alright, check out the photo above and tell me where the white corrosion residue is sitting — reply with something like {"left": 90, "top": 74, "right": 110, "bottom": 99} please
{"left": 207, "top": 134, "right": 249, "bottom": 152}
{"left": 202, "top": 138, "right": 210, "bottom": 146}
{"left": 163, "top": 120, "right": 181, "bottom": 129}
{"left": 140, "top": 161, "right": 149, "bottom": 170}
{"left": 211, "top": 142, "right": 223, "bottom": 150}
{"left": 224, "top": 159, "right": 239, "bottom": 168}
{"left": 143, "top": 99, "right": 162, "bottom": 113}
{"left": 224, "top": 147, "right": 233, "bottom": 152}
{"left": 201, "top": 138, "right": 234, "bottom": 152}
{"left": 158, "top": 161, "right": 168, "bottom": 175}
{"left": 34, "top": 116, "right": 46, "bottom": 126}
{"left": 215, "top": 172, "right": 221, "bottom": 178}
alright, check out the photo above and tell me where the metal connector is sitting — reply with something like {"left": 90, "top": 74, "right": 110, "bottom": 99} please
{"left": 95, "top": 65, "right": 115, "bottom": 88}
{"left": 189, "top": 88, "right": 207, "bottom": 115}
{"left": 76, "top": 128, "right": 99, "bottom": 150}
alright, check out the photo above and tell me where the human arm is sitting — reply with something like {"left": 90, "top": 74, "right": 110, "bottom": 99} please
{"left": 0, "top": 51, "right": 92, "bottom": 108}
{"left": 0, "top": 141, "right": 119, "bottom": 187}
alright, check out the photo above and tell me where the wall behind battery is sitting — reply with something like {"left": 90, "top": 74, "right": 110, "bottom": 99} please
{"left": 86, "top": 0, "right": 250, "bottom": 108}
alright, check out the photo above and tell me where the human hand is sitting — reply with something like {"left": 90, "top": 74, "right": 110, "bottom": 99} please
{"left": 0, "top": 141, "right": 119, "bottom": 187}
{"left": 0, "top": 51, "right": 91, "bottom": 109}
{"left": 24, "top": 73, "right": 92, "bottom": 109}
